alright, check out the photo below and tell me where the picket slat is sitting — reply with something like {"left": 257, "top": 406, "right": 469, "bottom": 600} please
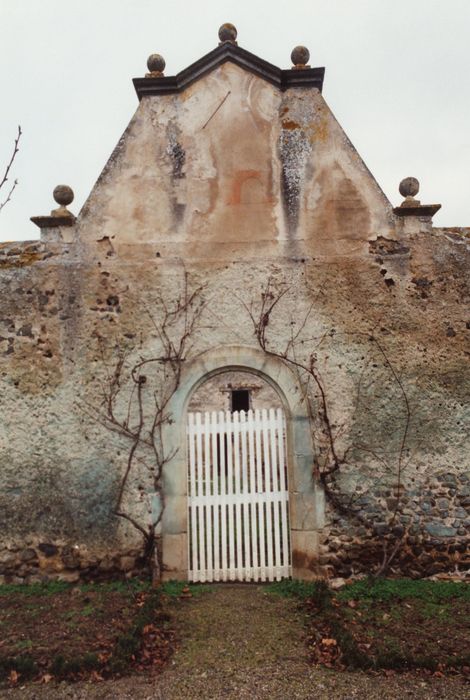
{"left": 195, "top": 412, "right": 205, "bottom": 582}
{"left": 188, "top": 413, "right": 198, "bottom": 580}
{"left": 204, "top": 412, "right": 213, "bottom": 581}
{"left": 188, "top": 408, "right": 291, "bottom": 583}
{"left": 269, "top": 408, "right": 282, "bottom": 580}
{"left": 261, "top": 409, "right": 274, "bottom": 582}
{"left": 211, "top": 411, "right": 220, "bottom": 582}
{"left": 240, "top": 411, "right": 251, "bottom": 580}
{"left": 247, "top": 410, "right": 259, "bottom": 581}
{"left": 218, "top": 411, "right": 228, "bottom": 581}
{"left": 233, "top": 412, "right": 243, "bottom": 581}
{"left": 254, "top": 409, "right": 266, "bottom": 581}
{"left": 226, "top": 411, "right": 235, "bottom": 581}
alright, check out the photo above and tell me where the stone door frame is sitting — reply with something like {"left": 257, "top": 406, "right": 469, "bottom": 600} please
{"left": 160, "top": 345, "right": 325, "bottom": 580}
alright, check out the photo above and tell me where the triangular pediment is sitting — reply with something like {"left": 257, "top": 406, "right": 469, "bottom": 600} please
{"left": 133, "top": 42, "right": 324, "bottom": 99}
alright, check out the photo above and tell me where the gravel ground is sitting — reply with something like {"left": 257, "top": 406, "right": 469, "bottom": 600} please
{"left": 2, "top": 585, "right": 468, "bottom": 699}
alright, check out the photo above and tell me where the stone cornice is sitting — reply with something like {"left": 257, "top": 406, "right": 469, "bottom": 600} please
{"left": 133, "top": 43, "right": 325, "bottom": 99}
{"left": 393, "top": 204, "right": 441, "bottom": 218}
{"left": 30, "top": 215, "right": 76, "bottom": 229}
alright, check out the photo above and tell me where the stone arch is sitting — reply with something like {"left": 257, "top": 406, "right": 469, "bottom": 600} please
{"left": 160, "top": 345, "right": 325, "bottom": 580}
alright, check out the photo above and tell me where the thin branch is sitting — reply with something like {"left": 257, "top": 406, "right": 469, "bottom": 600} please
{"left": 114, "top": 511, "right": 151, "bottom": 541}
{"left": 0, "top": 179, "right": 18, "bottom": 213}
{"left": 0, "top": 126, "right": 22, "bottom": 211}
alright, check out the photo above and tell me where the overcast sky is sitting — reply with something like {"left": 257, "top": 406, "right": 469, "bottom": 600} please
{"left": 1, "top": 0, "right": 469, "bottom": 241}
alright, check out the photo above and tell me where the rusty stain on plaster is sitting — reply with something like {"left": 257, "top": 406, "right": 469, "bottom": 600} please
{"left": 308, "top": 116, "right": 329, "bottom": 143}
{"left": 227, "top": 170, "right": 270, "bottom": 205}
{"left": 281, "top": 119, "right": 300, "bottom": 131}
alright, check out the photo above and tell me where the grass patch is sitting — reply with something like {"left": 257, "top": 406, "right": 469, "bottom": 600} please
{"left": 0, "top": 578, "right": 152, "bottom": 599}
{"left": 107, "top": 588, "right": 169, "bottom": 674}
{"left": 50, "top": 652, "right": 100, "bottom": 678}
{"left": 80, "top": 579, "right": 152, "bottom": 595}
{"left": 160, "top": 580, "right": 212, "bottom": 598}
{"left": 287, "top": 577, "right": 470, "bottom": 675}
{"left": 328, "top": 618, "right": 372, "bottom": 670}
{"left": 0, "top": 579, "right": 176, "bottom": 685}
{"left": 0, "top": 581, "right": 70, "bottom": 597}
{"left": 420, "top": 600, "right": 453, "bottom": 620}
{"left": 79, "top": 604, "right": 96, "bottom": 617}
{"left": 0, "top": 654, "right": 38, "bottom": 680}
{"left": 267, "top": 579, "right": 332, "bottom": 609}
{"left": 13, "top": 640, "right": 33, "bottom": 652}
{"left": 337, "top": 577, "right": 470, "bottom": 603}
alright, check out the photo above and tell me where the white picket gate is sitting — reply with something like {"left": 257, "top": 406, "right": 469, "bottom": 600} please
{"left": 187, "top": 408, "right": 291, "bottom": 583}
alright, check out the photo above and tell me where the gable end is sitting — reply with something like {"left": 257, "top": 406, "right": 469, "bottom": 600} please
{"left": 133, "top": 43, "right": 325, "bottom": 99}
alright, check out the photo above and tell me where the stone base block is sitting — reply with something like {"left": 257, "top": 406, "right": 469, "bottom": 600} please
{"left": 162, "top": 532, "right": 188, "bottom": 580}
{"left": 161, "top": 495, "right": 188, "bottom": 534}
{"left": 290, "top": 492, "right": 317, "bottom": 530}
{"left": 290, "top": 529, "right": 324, "bottom": 580}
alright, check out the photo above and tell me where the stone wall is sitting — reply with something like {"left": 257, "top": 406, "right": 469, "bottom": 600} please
{"left": 0, "top": 541, "right": 146, "bottom": 585}
{"left": 0, "top": 59, "right": 469, "bottom": 582}
{"left": 320, "top": 471, "right": 470, "bottom": 578}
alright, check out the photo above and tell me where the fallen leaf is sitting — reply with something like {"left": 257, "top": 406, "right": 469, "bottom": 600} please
{"left": 9, "top": 670, "right": 19, "bottom": 684}
{"left": 321, "top": 638, "right": 337, "bottom": 646}
{"left": 40, "top": 674, "right": 53, "bottom": 684}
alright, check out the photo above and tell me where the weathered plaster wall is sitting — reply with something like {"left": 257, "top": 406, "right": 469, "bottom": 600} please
{"left": 76, "top": 63, "right": 393, "bottom": 256}
{"left": 0, "top": 61, "right": 469, "bottom": 582}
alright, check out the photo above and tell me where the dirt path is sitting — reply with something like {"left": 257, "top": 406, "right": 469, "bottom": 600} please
{"left": 2, "top": 584, "right": 469, "bottom": 699}
{"left": 158, "top": 584, "right": 311, "bottom": 698}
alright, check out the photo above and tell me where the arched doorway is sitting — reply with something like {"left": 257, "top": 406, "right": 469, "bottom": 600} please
{"left": 160, "top": 345, "right": 324, "bottom": 582}
{"left": 187, "top": 371, "right": 291, "bottom": 582}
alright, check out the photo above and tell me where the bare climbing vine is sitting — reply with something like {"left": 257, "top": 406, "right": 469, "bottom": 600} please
{"left": 88, "top": 275, "right": 205, "bottom": 582}
{"left": 242, "top": 276, "right": 414, "bottom": 576}
{"left": 0, "top": 126, "right": 22, "bottom": 213}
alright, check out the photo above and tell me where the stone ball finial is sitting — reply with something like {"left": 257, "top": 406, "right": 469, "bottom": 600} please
{"left": 291, "top": 45, "right": 310, "bottom": 67}
{"left": 399, "top": 177, "right": 420, "bottom": 198}
{"left": 218, "top": 23, "right": 237, "bottom": 44}
{"left": 53, "top": 185, "right": 74, "bottom": 207}
{"left": 147, "top": 54, "right": 165, "bottom": 75}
